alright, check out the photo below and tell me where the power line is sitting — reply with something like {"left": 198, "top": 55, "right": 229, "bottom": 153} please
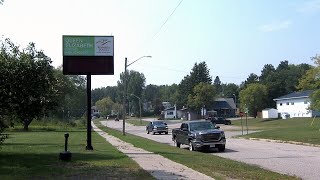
{"left": 152, "top": 0, "right": 184, "bottom": 39}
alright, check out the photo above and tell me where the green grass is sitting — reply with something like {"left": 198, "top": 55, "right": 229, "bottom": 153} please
{"left": 95, "top": 120, "right": 299, "bottom": 180}
{"left": 0, "top": 121, "right": 154, "bottom": 180}
{"left": 232, "top": 117, "right": 320, "bottom": 145}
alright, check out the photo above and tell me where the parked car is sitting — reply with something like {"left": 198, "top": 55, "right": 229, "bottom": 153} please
{"left": 146, "top": 121, "right": 168, "bottom": 135}
{"left": 172, "top": 120, "right": 226, "bottom": 152}
{"left": 206, "top": 117, "right": 231, "bottom": 125}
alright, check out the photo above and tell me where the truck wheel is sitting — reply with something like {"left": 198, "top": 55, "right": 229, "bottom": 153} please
{"left": 152, "top": 131, "right": 156, "bottom": 135}
{"left": 147, "top": 129, "right": 149, "bottom": 134}
{"left": 173, "top": 138, "right": 180, "bottom": 148}
{"left": 189, "top": 141, "right": 195, "bottom": 151}
{"left": 217, "top": 144, "right": 225, "bottom": 152}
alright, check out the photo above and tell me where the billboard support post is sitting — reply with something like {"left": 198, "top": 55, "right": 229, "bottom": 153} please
{"left": 86, "top": 75, "right": 93, "bottom": 150}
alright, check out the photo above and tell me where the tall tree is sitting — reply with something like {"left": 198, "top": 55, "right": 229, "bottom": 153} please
{"left": 177, "top": 62, "right": 212, "bottom": 107}
{"left": 213, "top": 76, "right": 222, "bottom": 95}
{"left": 0, "top": 39, "right": 56, "bottom": 130}
{"left": 95, "top": 97, "right": 114, "bottom": 117}
{"left": 260, "top": 64, "right": 275, "bottom": 82}
{"left": 187, "top": 82, "right": 217, "bottom": 112}
{"left": 239, "top": 83, "right": 268, "bottom": 118}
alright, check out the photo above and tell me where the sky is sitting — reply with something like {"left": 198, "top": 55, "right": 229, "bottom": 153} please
{"left": 1, "top": 0, "right": 320, "bottom": 89}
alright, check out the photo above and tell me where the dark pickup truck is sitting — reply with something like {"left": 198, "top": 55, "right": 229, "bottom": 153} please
{"left": 172, "top": 120, "right": 226, "bottom": 152}
{"left": 206, "top": 117, "right": 231, "bottom": 125}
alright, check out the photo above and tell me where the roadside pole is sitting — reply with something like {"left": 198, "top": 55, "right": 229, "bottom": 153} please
{"left": 241, "top": 115, "right": 243, "bottom": 135}
{"left": 245, "top": 112, "right": 248, "bottom": 135}
{"left": 86, "top": 75, "right": 93, "bottom": 150}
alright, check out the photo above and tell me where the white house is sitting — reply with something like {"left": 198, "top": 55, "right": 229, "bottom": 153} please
{"left": 163, "top": 106, "right": 177, "bottom": 119}
{"left": 273, "top": 90, "right": 320, "bottom": 118}
{"left": 262, "top": 108, "right": 278, "bottom": 119}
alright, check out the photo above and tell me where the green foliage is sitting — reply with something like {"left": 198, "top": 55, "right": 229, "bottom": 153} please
{"left": 50, "top": 68, "right": 87, "bottom": 120}
{"left": 297, "top": 67, "right": 320, "bottom": 90}
{"left": 95, "top": 97, "right": 114, "bottom": 116}
{"left": 310, "top": 90, "right": 320, "bottom": 111}
{"left": 213, "top": 76, "right": 222, "bottom": 95}
{"left": 177, "top": 62, "right": 212, "bottom": 107}
{"left": 187, "top": 82, "right": 216, "bottom": 111}
{"left": 0, "top": 38, "right": 56, "bottom": 130}
{"left": 92, "top": 86, "right": 119, "bottom": 105}
{"left": 239, "top": 83, "right": 268, "bottom": 117}
{"left": 221, "top": 83, "right": 239, "bottom": 98}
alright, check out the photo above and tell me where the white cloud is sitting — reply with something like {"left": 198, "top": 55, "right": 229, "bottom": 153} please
{"left": 297, "top": 0, "right": 320, "bottom": 13}
{"left": 259, "top": 20, "right": 292, "bottom": 32}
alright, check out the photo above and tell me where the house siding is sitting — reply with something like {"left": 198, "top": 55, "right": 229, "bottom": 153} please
{"left": 276, "top": 98, "right": 311, "bottom": 118}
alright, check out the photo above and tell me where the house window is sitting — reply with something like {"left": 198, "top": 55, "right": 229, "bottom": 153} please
{"left": 280, "top": 103, "right": 282, "bottom": 106}
{"left": 291, "top": 102, "right": 294, "bottom": 105}
{"left": 167, "top": 111, "right": 173, "bottom": 115}
{"left": 286, "top": 102, "right": 289, "bottom": 105}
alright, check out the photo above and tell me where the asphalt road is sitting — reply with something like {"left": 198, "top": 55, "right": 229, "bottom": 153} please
{"left": 101, "top": 119, "right": 320, "bottom": 180}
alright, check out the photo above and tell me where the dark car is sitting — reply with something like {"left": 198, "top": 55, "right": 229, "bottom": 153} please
{"left": 207, "top": 117, "right": 231, "bottom": 125}
{"left": 146, "top": 121, "right": 168, "bottom": 135}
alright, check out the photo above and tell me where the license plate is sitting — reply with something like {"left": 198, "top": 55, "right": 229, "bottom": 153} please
{"left": 210, "top": 145, "right": 216, "bottom": 148}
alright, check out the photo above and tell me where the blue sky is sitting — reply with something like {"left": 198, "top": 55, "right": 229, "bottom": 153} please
{"left": 1, "top": 0, "right": 320, "bottom": 89}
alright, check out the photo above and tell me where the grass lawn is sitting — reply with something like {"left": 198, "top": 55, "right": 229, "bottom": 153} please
{"left": 95, "top": 120, "right": 298, "bottom": 180}
{"left": 232, "top": 117, "right": 320, "bottom": 145}
{"left": 0, "top": 121, "right": 154, "bottom": 180}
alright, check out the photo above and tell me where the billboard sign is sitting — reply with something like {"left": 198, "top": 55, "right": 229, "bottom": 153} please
{"left": 63, "top": 35, "right": 114, "bottom": 75}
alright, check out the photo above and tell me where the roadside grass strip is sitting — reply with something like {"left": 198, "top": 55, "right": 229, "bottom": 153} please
{"left": 0, "top": 124, "right": 153, "bottom": 179}
{"left": 95, "top": 120, "right": 299, "bottom": 180}
{"left": 232, "top": 118, "right": 320, "bottom": 145}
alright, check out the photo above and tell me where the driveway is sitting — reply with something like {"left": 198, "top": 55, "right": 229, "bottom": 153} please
{"left": 101, "top": 120, "right": 320, "bottom": 180}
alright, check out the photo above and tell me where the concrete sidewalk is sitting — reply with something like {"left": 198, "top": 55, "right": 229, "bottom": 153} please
{"left": 92, "top": 122, "right": 214, "bottom": 180}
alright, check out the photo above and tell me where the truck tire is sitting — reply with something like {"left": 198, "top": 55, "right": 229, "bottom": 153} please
{"left": 217, "top": 144, "right": 225, "bottom": 152}
{"left": 152, "top": 131, "right": 156, "bottom": 135}
{"left": 165, "top": 131, "right": 168, "bottom": 134}
{"left": 189, "top": 141, "right": 195, "bottom": 151}
{"left": 173, "top": 138, "right": 180, "bottom": 148}
{"left": 147, "top": 129, "right": 149, "bottom": 134}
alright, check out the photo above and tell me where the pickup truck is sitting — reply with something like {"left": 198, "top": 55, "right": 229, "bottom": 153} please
{"left": 172, "top": 120, "right": 226, "bottom": 152}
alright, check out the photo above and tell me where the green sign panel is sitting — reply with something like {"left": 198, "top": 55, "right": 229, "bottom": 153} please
{"left": 63, "top": 36, "right": 114, "bottom": 56}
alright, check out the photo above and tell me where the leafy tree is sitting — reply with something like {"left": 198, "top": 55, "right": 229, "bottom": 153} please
{"left": 260, "top": 64, "right": 275, "bottom": 82}
{"left": 92, "top": 86, "right": 119, "bottom": 105}
{"left": 177, "top": 62, "right": 212, "bottom": 107}
{"left": 0, "top": 39, "right": 56, "bottom": 130}
{"left": 213, "top": 76, "right": 222, "bottom": 95}
{"left": 95, "top": 97, "right": 114, "bottom": 117}
{"left": 144, "top": 84, "right": 160, "bottom": 102}
{"left": 239, "top": 83, "right": 268, "bottom": 118}
{"left": 297, "top": 67, "right": 320, "bottom": 90}
{"left": 118, "top": 70, "right": 146, "bottom": 115}
{"left": 310, "top": 90, "right": 320, "bottom": 111}
{"left": 187, "top": 82, "right": 216, "bottom": 112}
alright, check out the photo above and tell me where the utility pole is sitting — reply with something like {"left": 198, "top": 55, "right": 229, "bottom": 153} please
{"left": 123, "top": 58, "right": 127, "bottom": 135}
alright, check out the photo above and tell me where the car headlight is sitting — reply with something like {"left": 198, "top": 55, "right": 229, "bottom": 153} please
{"left": 221, "top": 132, "right": 225, "bottom": 138}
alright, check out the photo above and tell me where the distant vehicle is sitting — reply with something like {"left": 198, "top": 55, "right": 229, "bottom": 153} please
{"left": 130, "top": 113, "right": 135, "bottom": 117}
{"left": 146, "top": 121, "right": 168, "bottom": 135}
{"left": 172, "top": 120, "right": 226, "bottom": 152}
{"left": 206, "top": 117, "right": 231, "bottom": 125}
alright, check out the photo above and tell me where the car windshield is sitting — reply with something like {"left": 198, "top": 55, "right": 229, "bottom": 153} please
{"left": 153, "top": 121, "right": 165, "bottom": 126}
{"left": 189, "top": 121, "right": 215, "bottom": 131}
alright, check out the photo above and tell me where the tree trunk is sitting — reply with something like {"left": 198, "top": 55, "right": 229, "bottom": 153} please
{"left": 23, "top": 119, "right": 31, "bottom": 131}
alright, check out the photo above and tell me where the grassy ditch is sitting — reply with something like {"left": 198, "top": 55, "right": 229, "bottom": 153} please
{"left": 0, "top": 121, "right": 154, "bottom": 180}
{"left": 232, "top": 117, "right": 320, "bottom": 145}
{"left": 95, "top": 120, "right": 299, "bottom": 180}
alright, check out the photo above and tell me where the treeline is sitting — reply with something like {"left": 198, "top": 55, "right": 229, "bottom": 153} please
{"left": 93, "top": 59, "right": 319, "bottom": 118}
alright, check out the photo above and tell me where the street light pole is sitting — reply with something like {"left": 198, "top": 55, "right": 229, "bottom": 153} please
{"left": 123, "top": 56, "right": 151, "bottom": 135}
{"left": 131, "top": 94, "right": 142, "bottom": 125}
{"left": 233, "top": 94, "right": 237, "bottom": 117}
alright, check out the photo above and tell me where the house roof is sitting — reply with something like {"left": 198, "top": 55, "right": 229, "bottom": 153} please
{"left": 212, "top": 98, "right": 236, "bottom": 110}
{"left": 273, "top": 90, "right": 313, "bottom": 101}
